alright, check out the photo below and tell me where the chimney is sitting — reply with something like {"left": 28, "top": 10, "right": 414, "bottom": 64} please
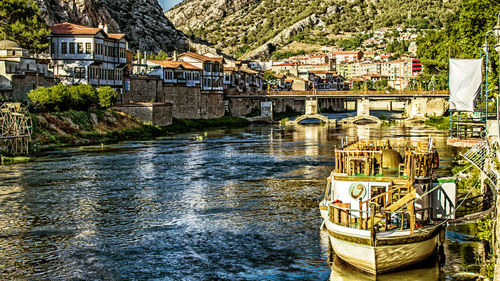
{"left": 173, "top": 50, "right": 177, "bottom": 61}
{"left": 98, "top": 23, "right": 108, "bottom": 33}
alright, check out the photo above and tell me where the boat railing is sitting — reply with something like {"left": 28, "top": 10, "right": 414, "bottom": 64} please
{"left": 359, "top": 179, "right": 414, "bottom": 213}
{"left": 334, "top": 141, "right": 436, "bottom": 178}
{"left": 327, "top": 201, "right": 433, "bottom": 234}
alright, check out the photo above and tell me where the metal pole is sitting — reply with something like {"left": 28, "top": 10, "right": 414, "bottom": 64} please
{"left": 485, "top": 44, "right": 489, "bottom": 132}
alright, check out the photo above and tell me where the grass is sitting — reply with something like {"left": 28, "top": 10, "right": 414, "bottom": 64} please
{"left": 1, "top": 156, "right": 32, "bottom": 164}
{"left": 425, "top": 116, "right": 450, "bottom": 130}
{"left": 28, "top": 113, "right": 250, "bottom": 154}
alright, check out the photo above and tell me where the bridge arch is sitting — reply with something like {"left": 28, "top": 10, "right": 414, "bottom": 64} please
{"left": 293, "top": 114, "right": 330, "bottom": 124}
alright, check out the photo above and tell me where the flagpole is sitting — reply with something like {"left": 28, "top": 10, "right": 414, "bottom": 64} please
{"left": 449, "top": 47, "right": 452, "bottom": 137}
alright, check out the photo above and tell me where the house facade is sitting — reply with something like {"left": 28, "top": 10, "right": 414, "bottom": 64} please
{"left": 178, "top": 52, "right": 224, "bottom": 94}
{"left": 330, "top": 51, "right": 364, "bottom": 63}
{"left": 148, "top": 60, "right": 201, "bottom": 87}
{"left": 0, "top": 39, "right": 54, "bottom": 101}
{"left": 308, "top": 70, "right": 346, "bottom": 90}
{"left": 48, "top": 22, "right": 128, "bottom": 92}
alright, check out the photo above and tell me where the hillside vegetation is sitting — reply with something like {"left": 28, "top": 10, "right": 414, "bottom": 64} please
{"left": 417, "top": 0, "right": 500, "bottom": 90}
{"left": 167, "top": 0, "right": 459, "bottom": 58}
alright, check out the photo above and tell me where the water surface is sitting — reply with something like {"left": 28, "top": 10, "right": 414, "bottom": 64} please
{"left": 0, "top": 123, "right": 478, "bottom": 280}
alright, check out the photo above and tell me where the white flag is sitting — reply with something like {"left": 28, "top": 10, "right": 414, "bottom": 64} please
{"left": 449, "top": 58, "right": 482, "bottom": 112}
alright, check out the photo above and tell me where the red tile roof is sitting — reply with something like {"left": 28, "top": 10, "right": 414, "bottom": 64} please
{"left": 50, "top": 22, "right": 102, "bottom": 35}
{"left": 150, "top": 60, "right": 201, "bottom": 70}
{"left": 179, "top": 52, "right": 223, "bottom": 62}
{"left": 332, "top": 51, "right": 362, "bottom": 55}
{"left": 309, "top": 70, "right": 336, "bottom": 74}
{"left": 108, "top": 33, "right": 126, "bottom": 40}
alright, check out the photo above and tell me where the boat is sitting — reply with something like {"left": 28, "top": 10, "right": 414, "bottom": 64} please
{"left": 320, "top": 138, "right": 456, "bottom": 275}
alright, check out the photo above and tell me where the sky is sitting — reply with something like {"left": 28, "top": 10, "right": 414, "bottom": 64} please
{"left": 158, "top": 0, "right": 184, "bottom": 11}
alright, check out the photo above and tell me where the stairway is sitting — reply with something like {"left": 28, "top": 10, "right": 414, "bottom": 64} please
{"left": 368, "top": 188, "right": 416, "bottom": 227}
{"left": 463, "top": 140, "right": 498, "bottom": 186}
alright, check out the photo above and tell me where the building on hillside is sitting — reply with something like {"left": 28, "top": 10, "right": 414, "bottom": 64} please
{"left": 271, "top": 62, "right": 298, "bottom": 75}
{"left": 288, "top": 76, "right": 311, "bottom": 91}
{"left": 48, "top": 22, "right": 128, "bottom": 92}
{"left": 0, "top": 39, "right": 54, "bottom": 101}
{"left": 411, "top": 58, "right": 422, "bottom": 76}
{"left": 408, "top": 42, "right": 417, "bottom": 56}
{"left": 308, "top": 70, "right": 346, "bottom": 90}
{"left": 147, "top": 60, "right": 201, "bottom": 87}
{"left": 289, "top": 53, "right": 333, "bottom": 66}
{"left": 330, "top": 51, "right": 363, "bottom": 63}
{"left": 381, "top": 58, "right": 412, "bottom": 79}
{"left": 178, "top": 52, "right": 224, "bottom": 94}
{"left": 274, "top": 74, "right": 290, "bottom": 90}
{"left": 223, "top": 60, "right": 264, "bottom": 94}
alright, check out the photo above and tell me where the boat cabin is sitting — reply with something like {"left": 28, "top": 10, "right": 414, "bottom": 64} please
{"left": 322, "top": 138, "right": 452, "bottom": 233}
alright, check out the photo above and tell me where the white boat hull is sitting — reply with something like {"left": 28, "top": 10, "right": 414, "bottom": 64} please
{"left": 325, "top": 220, "right": 440, "bottom": 274}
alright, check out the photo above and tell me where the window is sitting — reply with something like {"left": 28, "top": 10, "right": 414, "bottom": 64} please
{"left": 74, "top": 67, "right": 85, "bottom": 78}
{"left": 51, "top": 43, "right": 55, "bottom": 55}
{"left": 61, "top": 42, "right": 67, "bottom": 54}
{"left": 77, "top": 43, "right": 83, "bottom": 54}
{"left": 86, "top": 43, "right": 91, "bottom": 54}
{"left": 214, "top": 63, "right": 219, "bottom": 73}
{"left": 166, "top": 71, "right": 173, "bottom": 80}
{"left": 207, "top": 78, "right": 212, "bottom": 88}
{"left": 194, "top": 73, "right": 199, "bottom": 81}
{"left": 204, "top": 63, "right": 211, "bottom": 72}
{"left": 69, "top": 43, "right": 75, "bottom": 54}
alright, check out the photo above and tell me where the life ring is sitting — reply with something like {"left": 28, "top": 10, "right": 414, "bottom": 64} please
{"left": 349, "top": 183, "right": 366, "bottom": 200}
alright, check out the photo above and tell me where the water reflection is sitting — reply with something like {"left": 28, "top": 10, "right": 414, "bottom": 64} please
{"left": 0, "top": 123, "right": 473, "bottom": 280}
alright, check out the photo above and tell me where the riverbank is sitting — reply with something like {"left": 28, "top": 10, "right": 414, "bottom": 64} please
{"left": 25, "top": 109, "right": 250, "bottom": 155}
{"left": 424, "top": 116, "right": 450, "bottom": 129}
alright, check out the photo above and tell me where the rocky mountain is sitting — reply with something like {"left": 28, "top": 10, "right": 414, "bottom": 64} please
{"left": 166, "top": 0, "right": 460, "bottom": 59}
{"left": 36, "top": 0, "right": 189, "bottom": 52}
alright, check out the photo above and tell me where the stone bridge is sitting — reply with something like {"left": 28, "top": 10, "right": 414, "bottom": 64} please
{"left": 225, "top": 90, "right": 449, "bottom": 120}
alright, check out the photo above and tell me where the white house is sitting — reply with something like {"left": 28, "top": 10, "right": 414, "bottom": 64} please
{"left": 177, "top": 52, "right": 224, "bottom": 94}
{"left": 48, "top": 22, "right": 128, "bottom": 92}
{"left": 148, "top": 60, "right": 201, "bottom": 87}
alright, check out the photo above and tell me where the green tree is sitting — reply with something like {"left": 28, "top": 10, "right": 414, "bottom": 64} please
{"left": 97, "top": 86, "right": 118, "bottom": 108}
{"left": 417, "top": 0, "right": 500, "bottom": 90}
{"left": 0, "top": 0, "right": 50, "bottom": 54}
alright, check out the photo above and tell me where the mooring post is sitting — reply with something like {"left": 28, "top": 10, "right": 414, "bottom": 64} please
{"left": 370, "top": 203, "right": 376, "bottom": 246}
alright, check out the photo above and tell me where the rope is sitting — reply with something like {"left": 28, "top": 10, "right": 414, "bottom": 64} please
{"left": 421, "top": 179, "right": 479, "bottom": 233}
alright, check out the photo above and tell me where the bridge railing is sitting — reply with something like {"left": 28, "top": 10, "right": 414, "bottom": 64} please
{"left": 266, "top": 90, "right": 449, "bottom": 96}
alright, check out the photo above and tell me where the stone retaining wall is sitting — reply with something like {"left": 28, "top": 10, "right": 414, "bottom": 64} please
{"left": 113, "top": 102, "right": 172, "bottom": 126}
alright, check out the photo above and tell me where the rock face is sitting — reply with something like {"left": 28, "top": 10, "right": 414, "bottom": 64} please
{"left": 244, "top": 14, "right": 323, "bottom": 59}
{"left": 167, "top": 0, "right": 459, "bottom": 59}
{"left": 36, "top": 0, "right": 189, "bottom": 52}
{"left": 166, "top": 0, "right": 259, "bottom": 31}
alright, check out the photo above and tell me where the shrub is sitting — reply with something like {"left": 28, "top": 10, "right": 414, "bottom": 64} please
{"left": 70, "top": 84, "right": 98, "bottom": 110}
{"left": 97, "top": 86, "right": 118, "bottom": 108}
{"left": 28, "top": 84, "right": 115, "bottom": 112}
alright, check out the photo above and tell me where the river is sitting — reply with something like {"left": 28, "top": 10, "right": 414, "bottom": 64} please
{"left": 0, "top": 123, "right": 481, "bottom": 280}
